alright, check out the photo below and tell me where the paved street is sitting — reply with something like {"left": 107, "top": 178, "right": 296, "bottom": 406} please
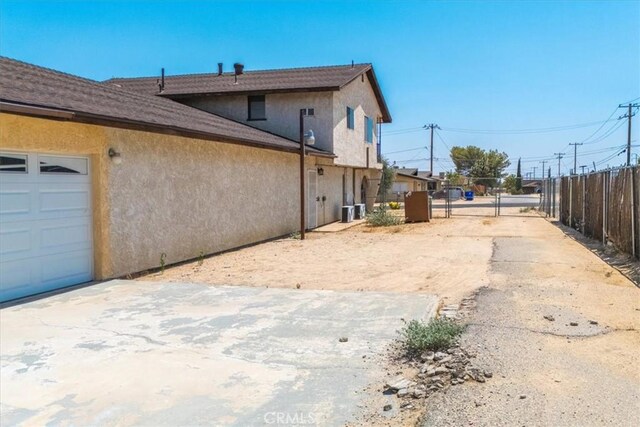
{"left": 0, "top": 281, "right": 437, "bottom": 426}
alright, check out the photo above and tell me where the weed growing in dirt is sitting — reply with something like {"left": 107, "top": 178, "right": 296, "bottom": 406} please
{"left": 519, "top": 207, "right": 536, "bottom": 213}
{"left": 289, "top": 231, "right": 301, "bottom": 240}
{"left": 400, "top": 318, "right": 464, "bottom": 354}
{"left": 366, "top": 208, "right": 403, "bottom": 227}
{"left": 159, "top": 252, "right": 167, "bottom": 274}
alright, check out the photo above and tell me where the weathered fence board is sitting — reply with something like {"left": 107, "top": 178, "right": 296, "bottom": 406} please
{"left": 552, "top": 166, "right": 638, "bottom": 259}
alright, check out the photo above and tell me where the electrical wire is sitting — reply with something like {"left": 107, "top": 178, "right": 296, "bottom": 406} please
{"left": 382, "top": 146, "right": 427, "bottom": 155}
{"left": 439, "top": 119, "right": 617, "bottom": 135}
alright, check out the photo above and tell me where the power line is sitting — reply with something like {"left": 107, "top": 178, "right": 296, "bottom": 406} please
{"left": 383, "top": 146, "right": 427, "bottom": 155}
{"left": 578, "top": 106, "right": 619, "bottom": 144}
{"left": 439, "top": 119, "right": 617, "bottom": 135}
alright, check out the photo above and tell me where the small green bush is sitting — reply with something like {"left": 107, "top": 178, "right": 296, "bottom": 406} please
{"left": 366, "top": 208, "right": 402, "bottom": 227}
{"left": 399, "top": 318, "right": 464, "bottom": 354}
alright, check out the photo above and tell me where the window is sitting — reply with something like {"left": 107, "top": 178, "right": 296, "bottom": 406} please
{"left": 248, "top": 95, "right": 266, "bottom": 120}
{"left": 39, "top": 155, "right": 88, "bottom": 175}
{"left": 365, "top": 116, "right": 374, "bottom": 143}
{"left": 0, "top": 153, "right": 27, "bottom": 173}
{"left": 346, "top": 107, "right": 354, "bottom": 130}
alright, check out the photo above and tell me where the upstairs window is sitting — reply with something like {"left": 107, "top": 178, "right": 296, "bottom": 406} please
{"left": 365, "top": 116, "right": 374, "bottom": 143}
{"left": 346, "top": 107, "right": 354, "bottom": 129}
{"left": 248, "top": 95, "right": 266, "bottom": 120}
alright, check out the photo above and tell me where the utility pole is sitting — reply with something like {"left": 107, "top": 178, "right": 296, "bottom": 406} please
{"left": 569, "top": 143, "right": 583, "bottom": 175}
{"left": 580, "top": 165, "right": 587, "bottom": 175}
{"left": 618, "top": 103, "right": 639, "bottom": 166}
{"left": 554, "top": 152, "right": 565, "bottom": 177}
{"left": 532, "top": 166, "right": 538, "bottom": 180}
{"left": 540, "top": 160, "right": 547, "bottom": 178}
{"left": 424, "top": 124, "right": 440, "bottom": 174}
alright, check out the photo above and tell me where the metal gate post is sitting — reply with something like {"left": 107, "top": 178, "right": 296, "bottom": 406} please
{"left": 631, "top": 167, "right": 637, "bottom": 258}
{"left": 569, "top": 175, "right": 573, "bottom": 228}
{"left": 602, "top": 172, "right": 607, "bottom": 246}
{"left": 582, "top": 175, "right": 586, "bottom": 234}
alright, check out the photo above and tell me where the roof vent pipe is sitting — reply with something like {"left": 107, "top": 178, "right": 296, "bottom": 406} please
{"left": 218, "top": 63, "right": 223, "bottom": 76}
{"left": 233, "top": 63, "right": 244, "bottom": 83}
{"left": 158, "top": 67, "right": 165, "bottom": 92}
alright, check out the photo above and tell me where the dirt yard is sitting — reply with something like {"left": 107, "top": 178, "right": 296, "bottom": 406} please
{"left": 142, "top": 206, "right": 639, "bottom": 426}
{"left": 142, "top": 208, "right": 564, "bottom": 304}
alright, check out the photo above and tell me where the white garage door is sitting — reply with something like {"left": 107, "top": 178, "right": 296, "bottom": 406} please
{"left": 0, "top": 152, "right": 93, "bottom": 302}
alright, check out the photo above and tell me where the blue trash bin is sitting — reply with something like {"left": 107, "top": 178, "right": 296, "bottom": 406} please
{"left": 464, "top": 191, "right": 474, "bottom": 201}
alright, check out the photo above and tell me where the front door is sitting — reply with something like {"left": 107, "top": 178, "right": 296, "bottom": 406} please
{"left": 307, "top": 169, "right": 317, "bottom": 229}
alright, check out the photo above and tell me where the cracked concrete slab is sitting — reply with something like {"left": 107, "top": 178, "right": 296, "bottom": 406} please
{"left": 0, "top": 280, "right": 438, "bottom": 426}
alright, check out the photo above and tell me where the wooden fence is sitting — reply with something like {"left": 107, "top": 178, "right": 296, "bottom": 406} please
{"left": 551, "top": 166, "right": 638, "bottom": 259}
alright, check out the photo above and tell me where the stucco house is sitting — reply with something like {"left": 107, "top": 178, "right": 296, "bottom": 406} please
{"left": 106, "top": 62, "right": 391, "bottom": 209}
{"left": 0, "top": 58, "right": 391, "bottom": 302}
{"left": 377, "top": 168, "right": 438, "bottom": 202}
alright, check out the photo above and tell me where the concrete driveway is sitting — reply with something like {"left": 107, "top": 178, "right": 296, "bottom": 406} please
{"left": 0, "top": 280, "right": 437, "bottom": 426}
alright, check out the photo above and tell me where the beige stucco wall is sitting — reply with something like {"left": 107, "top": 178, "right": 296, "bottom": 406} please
{"left": 185, "top": 92, "right": 335, "bottom": 154}
{"left": 332, "top": 76, "right": 383, "bottom": 169}
{"left": 2, "top": 113, "right": 351, "bottom": 280}
{"left": 104, "top": 129, "right": 319, "bottom": 276}
{"left": 183, "top": 74, "right": 385, "bottom": 171}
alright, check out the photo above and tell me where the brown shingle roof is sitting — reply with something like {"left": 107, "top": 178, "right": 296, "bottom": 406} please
{"left": 105, "top": 63, "right": 392, "bottom": 123}
{"left": 0, "top": 57, "right": 332, "bottom": 155}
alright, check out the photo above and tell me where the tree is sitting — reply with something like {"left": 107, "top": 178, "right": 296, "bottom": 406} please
{"left": 450, "top": 146, "right": 511, "bottom": 188}
{"left": 503, "top": 174, "right": 518, "bottom": 194}
{"left": 450, "top": 146, "right": 485, "bottom": 176}
{"left": 515, "top": 158, "right": 522, "bottom": 193}
{"left": 378, "top": 157, "right": 395, "bottom": 203}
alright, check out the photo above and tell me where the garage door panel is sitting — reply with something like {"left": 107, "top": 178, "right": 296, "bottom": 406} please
{"left": 0, "top": 186, "right": 33, "bottom": 217}
{"left": 40, "top": 250, "right": 92, "bottom": 286}
{"left": 40, "top": 220, "right": 92, "bottom": 252}
{"left": 39, "top": 188, "right": 90, "bottom": 213}
{"left": 0, "top": 227, "right": 32, "bottom": 257}
{"left": 0, "top": 258, "right": 35, "bottom": 301}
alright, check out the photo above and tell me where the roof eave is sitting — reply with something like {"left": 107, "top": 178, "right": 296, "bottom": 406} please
{"left": 0, "top": 100, "right": 335, "bottom": 158}
{"left": 158, "top": 86, "right": 342, "bottom": 99}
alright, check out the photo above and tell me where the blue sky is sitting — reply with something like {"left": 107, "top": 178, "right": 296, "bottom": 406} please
{"left": 1, "top": 0, "right": 638, "bottom": 175}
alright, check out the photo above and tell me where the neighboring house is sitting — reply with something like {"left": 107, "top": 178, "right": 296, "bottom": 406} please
{"left": 377, "top": 168, "right": 435, "bottom": 202}
{"left": 522, "top": 180, "right": 542, "bottom": 194}
{"left": 417, "top": 171, "right": 445, "bottom": 193}
{"left": 106, "top": 63, "right": 392, "bottom": 210}
{"left": 0, "top": 57, "right": 391, "bottom": 302}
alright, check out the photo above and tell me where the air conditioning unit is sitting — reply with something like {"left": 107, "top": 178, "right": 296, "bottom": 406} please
{"left": 354, "top": 203, "right": 366, "bottom": 219}
{"left": 341, "top": 205, "right": 355, "bottom": 223}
